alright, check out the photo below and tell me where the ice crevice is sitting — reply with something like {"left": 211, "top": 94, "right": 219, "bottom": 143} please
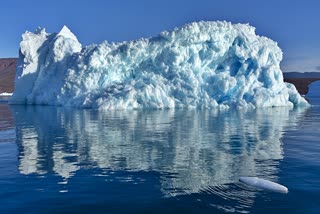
{"left": 10, "top": 21, "right": 309, "bottom": 109}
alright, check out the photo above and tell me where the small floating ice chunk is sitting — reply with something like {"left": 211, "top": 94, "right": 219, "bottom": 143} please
{"left": 239, "top": 176, "right": 288, "bottom": 193}
{"left": 0, "top": 92, "right": 13, "bottom": 96}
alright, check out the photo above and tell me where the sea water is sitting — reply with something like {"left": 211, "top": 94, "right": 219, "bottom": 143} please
{"left": 0, "top": 97, "right": 319, "bottom": 213}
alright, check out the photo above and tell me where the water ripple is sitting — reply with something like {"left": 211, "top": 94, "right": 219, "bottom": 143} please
{"left": 0, "top": 104, "right": 311, "bottom": 212}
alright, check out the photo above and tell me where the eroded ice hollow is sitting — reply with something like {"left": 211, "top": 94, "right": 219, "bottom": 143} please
{"left": 10, "top": 21, "right": 308, "bottom": 109}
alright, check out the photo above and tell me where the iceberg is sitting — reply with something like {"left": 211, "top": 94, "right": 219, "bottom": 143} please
{"left": 10, "top": 21, "right": 308, "bottom": 109}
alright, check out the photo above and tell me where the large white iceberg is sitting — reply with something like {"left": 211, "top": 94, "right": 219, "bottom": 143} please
{"left": 10, "top": 21, "right": 308, "bottom": 109}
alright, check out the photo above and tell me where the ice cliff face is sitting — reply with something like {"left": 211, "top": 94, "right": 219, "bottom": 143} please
{"left": 10, "top": 21, "right": 308, "bottom": 109}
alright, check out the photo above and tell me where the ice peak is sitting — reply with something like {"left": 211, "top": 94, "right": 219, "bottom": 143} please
{"left": 56, "top": 25, "right": 79, "bottom": 42}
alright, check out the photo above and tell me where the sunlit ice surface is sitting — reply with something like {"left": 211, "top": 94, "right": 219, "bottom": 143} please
{"left": 10, "top": 21, "right": 308, "bottom": 109}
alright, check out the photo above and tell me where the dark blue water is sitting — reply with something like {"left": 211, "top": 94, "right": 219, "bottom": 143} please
{"left": 0, "top": 99, "right": 320, "bottom": 213}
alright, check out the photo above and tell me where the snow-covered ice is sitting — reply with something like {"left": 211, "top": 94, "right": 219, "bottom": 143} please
{"left": 10, "top": 21, "right": 308, "bottom": 109}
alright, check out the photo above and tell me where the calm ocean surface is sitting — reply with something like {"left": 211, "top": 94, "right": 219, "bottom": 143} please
{"left": 0, "top": 97, "right": 319, "bottom": 213}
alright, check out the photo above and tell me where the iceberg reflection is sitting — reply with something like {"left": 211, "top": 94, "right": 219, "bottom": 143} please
{"left": 11, "top": 106, "right": 304, "bottom": 210}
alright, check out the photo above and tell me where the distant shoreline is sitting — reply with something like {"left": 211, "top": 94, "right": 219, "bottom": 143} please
{"left": 284, "top": 78, "right": 320, "bottom": 95}
{"left": 0, "top": 58, "right": 16, "bottom": 93}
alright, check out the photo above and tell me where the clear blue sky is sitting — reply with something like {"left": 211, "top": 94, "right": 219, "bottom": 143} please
{"left": 0, "top": 0, "right": 319, "bottom": 72}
